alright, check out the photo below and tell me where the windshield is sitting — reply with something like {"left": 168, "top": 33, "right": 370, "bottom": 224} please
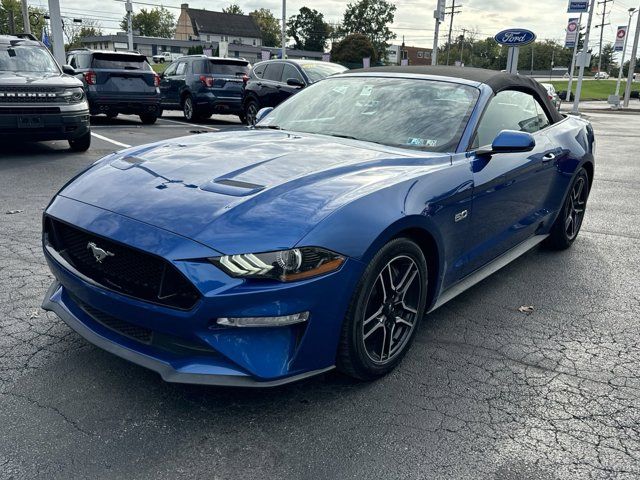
{"left": 91, "top": 54, "right": 151, "bottom": 70}
{"left": 300, "top": 62, "right": 348, "bottom": 82}
{"left": 260, "top": 77, "right": 479, "bottom": 153}
{"left": 0, "top": 45, "right": 59, "bottom": 73}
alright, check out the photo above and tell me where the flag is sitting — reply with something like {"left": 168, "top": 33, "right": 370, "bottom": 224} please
{"left": 42, "top": 27, "right": 51, "bottom": 48}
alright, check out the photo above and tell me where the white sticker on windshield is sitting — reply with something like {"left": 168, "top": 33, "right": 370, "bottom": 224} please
{"left": 407, "top": 138, "right": 438, "bottom": 147}
{"left": 333, "top": 85, "right": 348, "bottom": 95}
{"left": 360, "top": 85, "right": 373, "bottom": 96}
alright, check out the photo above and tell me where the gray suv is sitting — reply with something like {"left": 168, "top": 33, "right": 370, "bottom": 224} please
{"left": 0, "top": 35, "right": 90, "bottom": 151}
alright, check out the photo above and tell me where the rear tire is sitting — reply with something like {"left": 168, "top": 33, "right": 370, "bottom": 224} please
{"left": 545, "top": 167, "right": 590, "bottom": 250}
{"left": 337, "top": 238, "right": 428, "bottom": 381}
{"left": 139, "top": 113, "right": 158, "bottom": 125}
{"left": 68, "top": 131, "right": 91, "bottom": 152}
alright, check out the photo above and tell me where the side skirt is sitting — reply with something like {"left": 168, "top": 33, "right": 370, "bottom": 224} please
{"left": 428, "top": 234, "right": 549, "bottom": 313}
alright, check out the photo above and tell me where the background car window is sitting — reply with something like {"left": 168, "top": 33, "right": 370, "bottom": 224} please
{"left": 535, "top": 99, "right": 551, "bottom": 130}
{"left": 262, "top": 77, "right": 479, "bottom": 153}
{"left": 252, "top": 63, "right": 266, "bottom": 78}
{"left": 163, "top": 62, "right": 178, "bottom": 76}
{"left": 263, "top": 63, "right": 284, "bottom": 82}
{"left": 473, "top": 90, "right": 549, "bottom": 148}
{"left": 91, "top": 53, "right": 151, "bottom": 70}
{"left": 191, "top": 60, "right": 207, "bottom": 74}
{"left": 300, "top": 62, "right": 348, "bottom": 83}
{"left": 282, "top": 64, "right": 304, "bottom": 83}
{"left": 206, "top": 60, "right": 250, "bottom": 76}
{"left": 75, "top": 53, "right": 91, "bottom": 69}
{"left": 175, "top": 62, "right": 186, "bottom": 75}
{"left": 67, "top": 54, "right": 76, "bottom": 68}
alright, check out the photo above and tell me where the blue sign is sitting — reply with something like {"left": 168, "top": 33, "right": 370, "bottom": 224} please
{"left": 494, "top": 29, "right": 537, "bottom": 47}
{"left": 568, "top": 1, "right": 589, "bottom": 13}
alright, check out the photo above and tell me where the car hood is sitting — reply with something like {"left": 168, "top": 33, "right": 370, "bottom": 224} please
{"left": 0, "top": 71, "right": 82, "bottom": 87}
{"left": 60, "top": 130, "right": 448, "bottom": 254}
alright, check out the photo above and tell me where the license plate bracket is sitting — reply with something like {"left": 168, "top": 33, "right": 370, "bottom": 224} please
{"left": 18, "top": 115, "right": 44, "bottom": 129}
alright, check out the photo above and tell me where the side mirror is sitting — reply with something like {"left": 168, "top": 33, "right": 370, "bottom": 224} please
{"left": 255, "top": 107, "right": 274, "bottom": 124}
{"left": 62, "top": 65, "right": 76, "bottom": 75}
{"left": 477, "top": 130, "right": 536, "bottom": 156}
{"left": 286, "top": 78, "right": 305, "bottom": 88}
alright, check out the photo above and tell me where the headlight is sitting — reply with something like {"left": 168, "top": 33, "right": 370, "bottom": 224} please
{"left": 61, "top": 87, "right": 85, "bottom": 103}
{"left": 209, "top": 247, "right": 345, "bottom": 282}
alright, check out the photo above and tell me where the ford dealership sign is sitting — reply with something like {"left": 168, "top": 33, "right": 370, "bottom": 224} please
{"left": 494, "top": 29, "right": 537, "bottom": 47}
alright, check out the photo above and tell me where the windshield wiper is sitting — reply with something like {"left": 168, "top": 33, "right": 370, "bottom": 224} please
{"left": 323, "top": 133, "right": 359, "bottom": 141}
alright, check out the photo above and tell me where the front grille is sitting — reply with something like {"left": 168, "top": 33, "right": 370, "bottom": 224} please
{"left": 0, "top": 87, "right": 64, "bottom": 104}
{"left": 72, "top": 294, "right": 153, "bottom": 344}
{"left": 0, "top": 106, "right": 61, "bottom": 115}
{"left": 45, "top": 217, "right": 201, "bottom": 310}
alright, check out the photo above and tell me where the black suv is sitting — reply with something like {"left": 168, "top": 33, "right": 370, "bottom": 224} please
{"left": 159, "top": 55, "right": 250, "bottom": 122}
{"left": 243, "top": 59, "right": 347, "bottom": 124}
{"left": 66, "top": 49, "right": 161, "bottom": 124}
{"left": 0, "top": 35, "right": 90, "bottom": 151}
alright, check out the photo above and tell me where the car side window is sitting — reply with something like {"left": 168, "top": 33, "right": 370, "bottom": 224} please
{"left": 67, "top": 55, "right": 76, "bottom": 68}
{"left": 252, "top": 63, "right": 266, "bottom": 78}
{"left": 473, "top": 90, "right": 549, "bottom": 148}
{"left": 263, "top": 63, "right": 284, "bottom": 82}
{"left": 164, "top": 62, "right": 178, "bottom": 76}
{"left": 76, "top": 54, "right": 91, "bottom": 69}
{"left": 175, "top": 62, "right": 186, "bottom": 76}
{"left": 282, "top": 64, "right": 304, "bottom": 84}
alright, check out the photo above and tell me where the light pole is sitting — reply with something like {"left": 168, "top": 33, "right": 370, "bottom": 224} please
{"left": 573, "top": 0, "right": 597, "bottom": 114}
{"left": 566, "top": 14, "right": 583, "bottom": 102}
{"left": 623, "top": 3, "right": 640, "bottom": 107}
{"left": 616, "top": 8, "right": 637, "bottom": 97}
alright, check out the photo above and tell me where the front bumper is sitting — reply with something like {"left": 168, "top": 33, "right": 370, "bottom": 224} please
{"left": 0, "top": 102, "right": 89, "bottom": 140}
{"left": 42, "top": 196, "right": 364, "bottom": 386}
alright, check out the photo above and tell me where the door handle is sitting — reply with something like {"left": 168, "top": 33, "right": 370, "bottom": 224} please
{"left": 542, "top": 153, "right": 556, "bottom": 162}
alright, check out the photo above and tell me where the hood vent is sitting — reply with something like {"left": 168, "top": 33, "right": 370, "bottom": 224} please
{"left": 200, "top": 178, "right": 265, "bottom": 197}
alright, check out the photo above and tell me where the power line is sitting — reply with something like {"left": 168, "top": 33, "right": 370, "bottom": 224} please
{"left": 596, "top": 0, "right": 614, "bottom": 73}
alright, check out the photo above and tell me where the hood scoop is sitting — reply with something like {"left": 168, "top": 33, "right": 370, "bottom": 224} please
{"left": 200, "top": 178, "right": 266, "bottom": 197}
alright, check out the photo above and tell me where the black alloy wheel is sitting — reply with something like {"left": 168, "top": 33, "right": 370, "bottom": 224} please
{"left": 337, "top": 238, "right": 428, "bottom": 380}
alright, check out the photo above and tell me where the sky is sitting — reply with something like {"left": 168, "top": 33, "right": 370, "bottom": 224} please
{"left": 29, "top": 0, "right": 640, "bottom": 57}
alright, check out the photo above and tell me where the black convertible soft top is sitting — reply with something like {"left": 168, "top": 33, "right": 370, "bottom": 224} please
{"left": 356, "top": 65, "right": 564, "bottom": 123}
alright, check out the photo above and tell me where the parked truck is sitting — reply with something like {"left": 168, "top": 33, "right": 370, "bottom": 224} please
{"left": 152, "top": 52, "right": 182, "bottom": 64}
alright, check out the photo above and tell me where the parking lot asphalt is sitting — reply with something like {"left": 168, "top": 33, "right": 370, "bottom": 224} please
{"left": 1, "top": 112, "right": 639, "bottom": 480}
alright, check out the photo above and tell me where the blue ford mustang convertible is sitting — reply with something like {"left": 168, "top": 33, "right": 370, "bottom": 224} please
{"left": 42, "top": 66, "right": 595, "bottom": 386}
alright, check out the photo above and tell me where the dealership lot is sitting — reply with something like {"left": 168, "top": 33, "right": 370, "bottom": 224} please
{"left": 0, "top": 112, "right": 639, "bottom": 479}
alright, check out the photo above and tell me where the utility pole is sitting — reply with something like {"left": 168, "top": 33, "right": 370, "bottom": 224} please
{"left": 445, "top": 0, "right": 462, "bottom": 66}
{"left": 459, "top": 29, "right": 467, "bottom": 65}
{"left": 126, "top": 0, "right": 133, "bottom": 51}
{"left": 432, "top": 0, "right": 445, "bottom": 65}
{"left": 21, "top": 0, "right": 31, "bottom": 34}
{"left": 623, "top": 2, "right": 640, "bottom": 107}
{"left": 616, "top": 8, "right": 637, "bottom": 97}
{"left": 596, "top": 0, "right": 612, "bottom": 74}
{"left": 281, "top": 0, "right": 286, "bottom": 60}
{"left": 47, "top": 0, "right": 64, "bottom": 64}
{"left": 573, "top": 0, "right": 597, "bottom": 114}
{"left": 566, "top": 14, "right": 583, "bottom": 102}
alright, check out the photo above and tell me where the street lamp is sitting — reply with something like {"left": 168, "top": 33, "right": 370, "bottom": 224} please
{"left": 615, "top": 7, "right": 638, "bottom": 97}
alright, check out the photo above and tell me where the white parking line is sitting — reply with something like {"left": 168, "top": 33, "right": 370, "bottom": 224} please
{"left": 158, "top": 117, "right": 220, "bottom": 130}
{"left": 91, "top": 132, "right": 132, "bottom": 149}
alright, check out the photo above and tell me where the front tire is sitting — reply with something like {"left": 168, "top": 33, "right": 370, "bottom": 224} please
{"left": 68, "top": 131, "right": 91, "bottom": 152}
{"left": 545, "top": 167, "right": 590, "bottom": 250}
{"left": 182, "top": 95, "right": 196, "bottom": 121}
{"left": 244, "top": 99, "right": 259, "bottom": 126}
{"left": 337, "top": 238, "right": 428, "bottom": 381}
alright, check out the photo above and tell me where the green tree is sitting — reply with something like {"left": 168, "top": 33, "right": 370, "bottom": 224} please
{"left": 330, "top": 33, "right": 376, "bottom": 66}
{"left": 222, "top": 4, "right": 244, "bottom": 15}
{"left": 250, "top": 8, "right": 280, "bottom": 47}
{"left": 120, "top": 7, "right": 175, "bottom": 38}
{"left": 287, "top": 7, "right": 331, "bottom": 51}
{"left": 65, "top": 24, "right": 102, "bottom": 50}
{"left": 340, "top": 0, "right": 396, "bottom": 61}
{"left": 0, "top": 0, "right": 46, "bottom": 36}
{"left": 593, "top": 43, "right": 615, "bottom": 73}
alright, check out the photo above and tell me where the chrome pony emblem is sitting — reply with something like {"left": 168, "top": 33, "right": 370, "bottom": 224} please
{"left": 87, "top": 242, "right": 114, "bottom": 263}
